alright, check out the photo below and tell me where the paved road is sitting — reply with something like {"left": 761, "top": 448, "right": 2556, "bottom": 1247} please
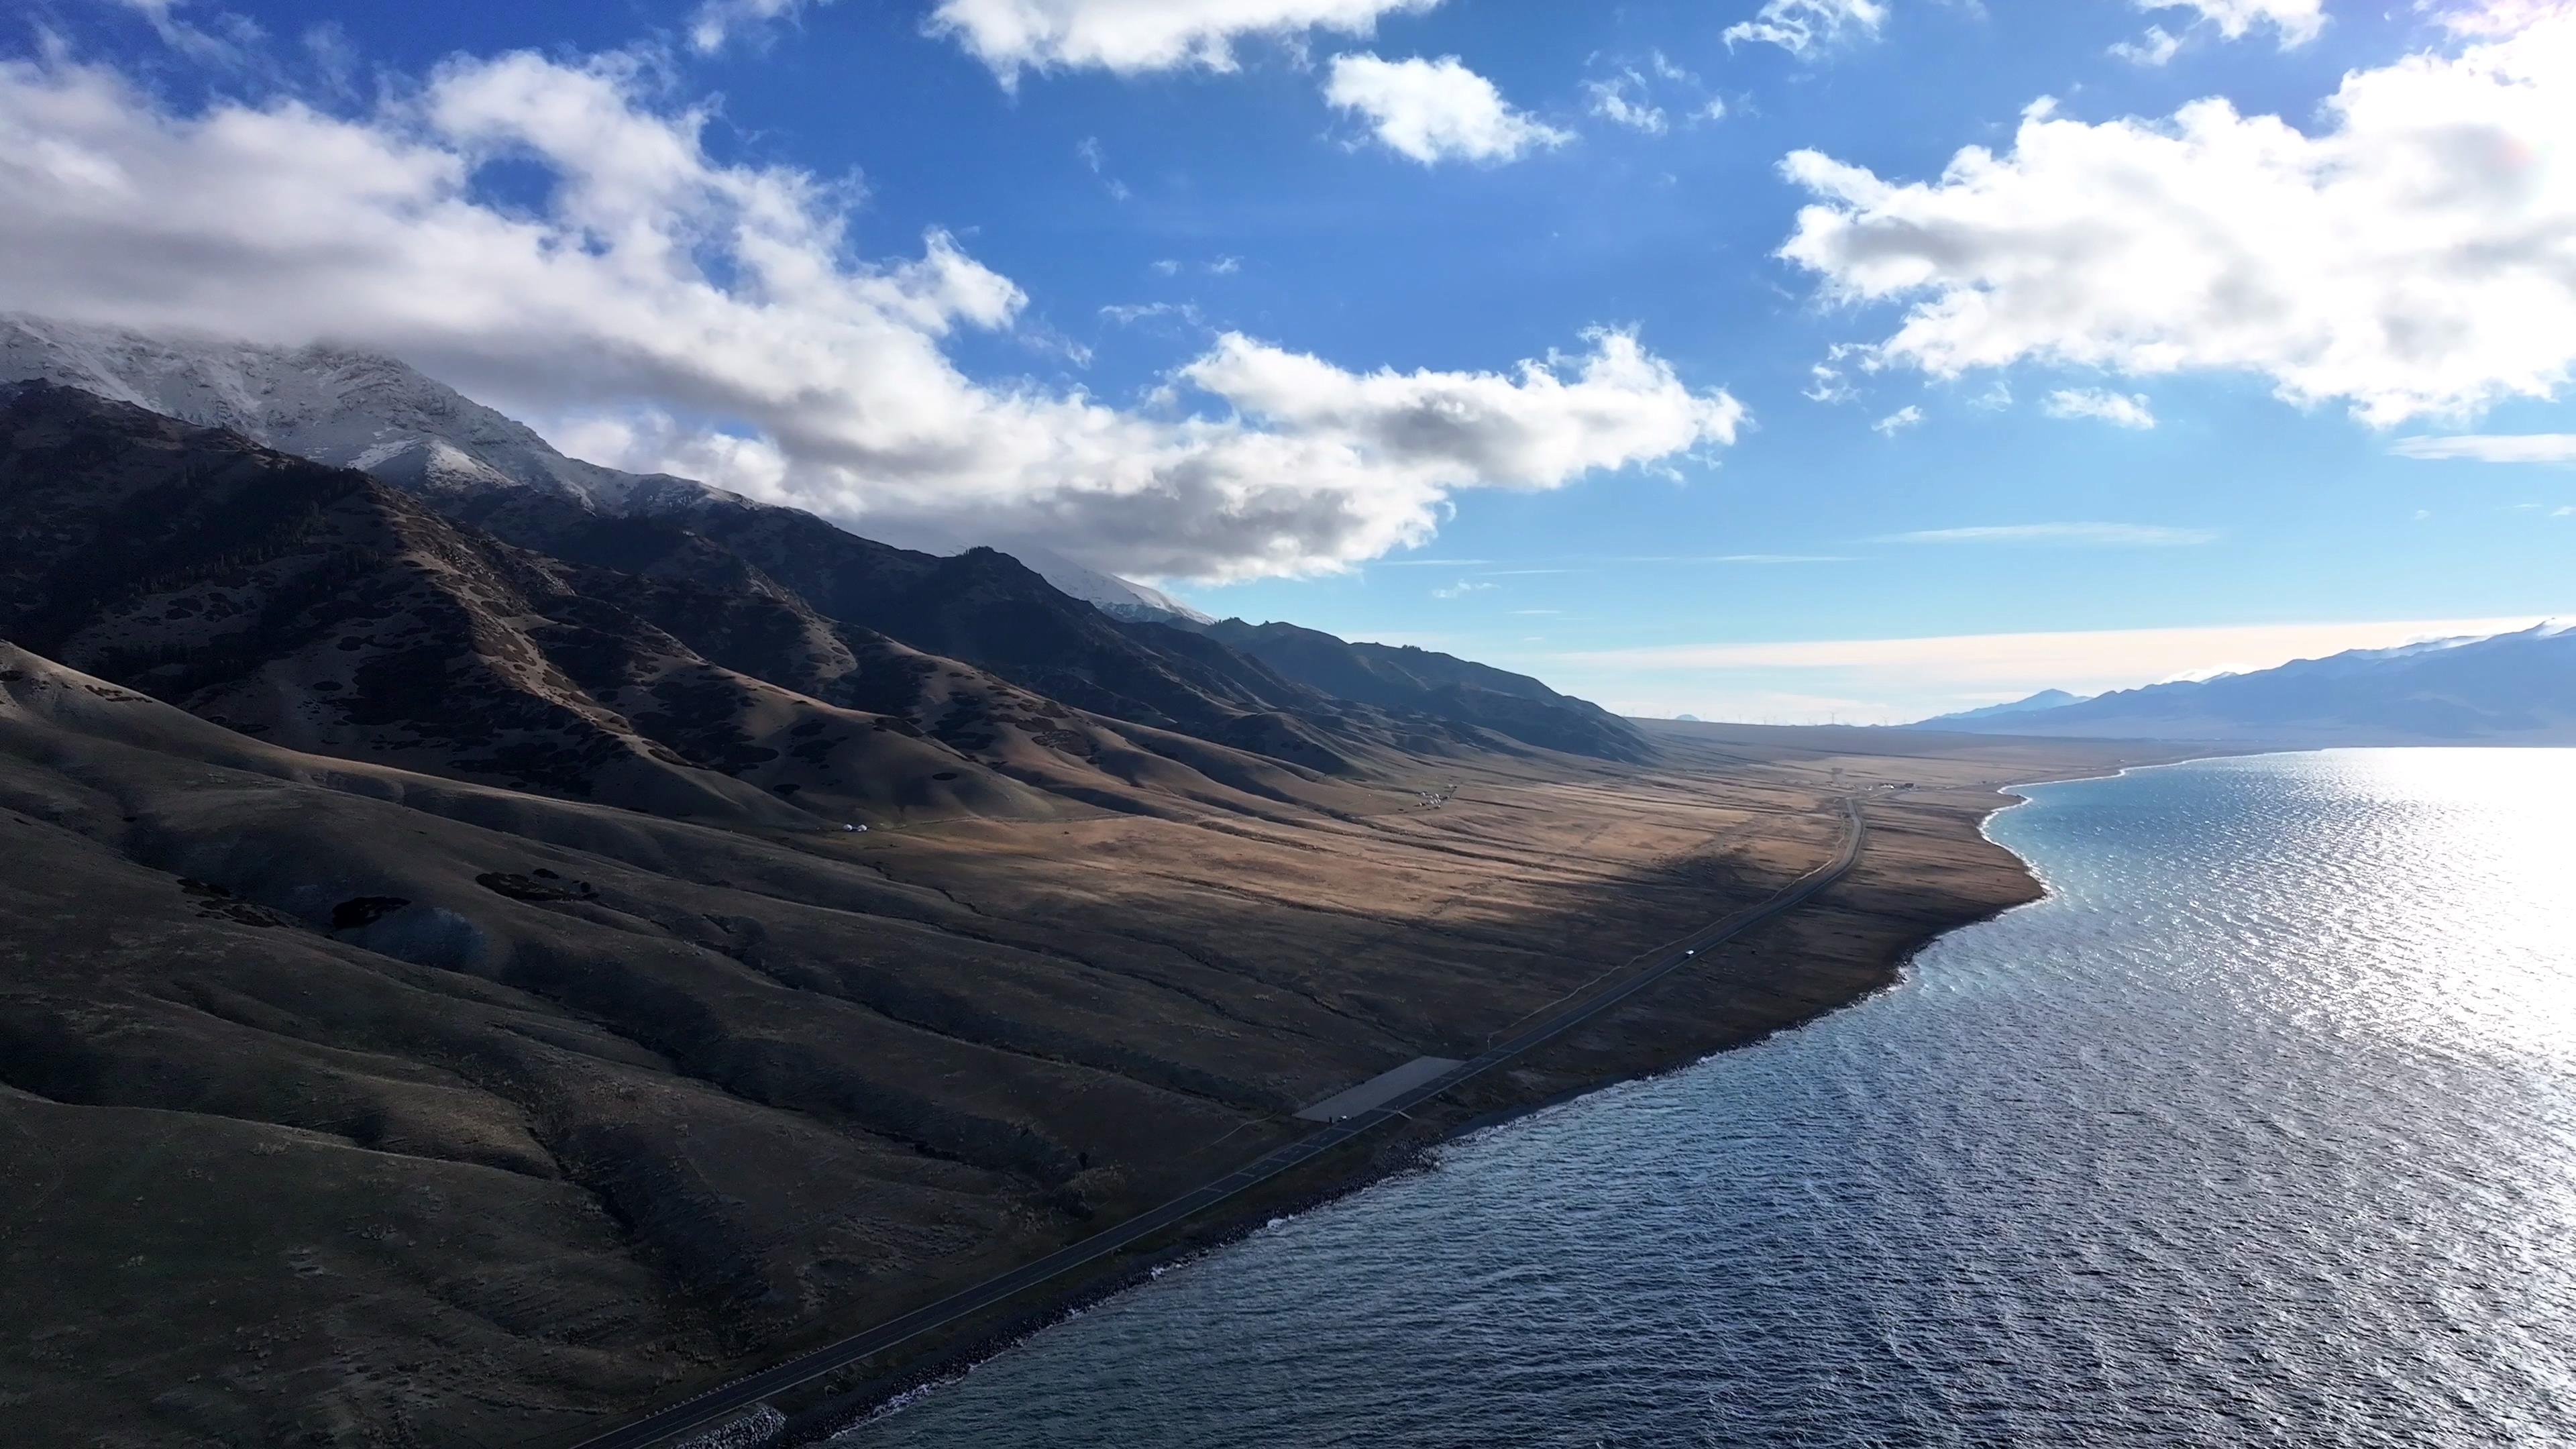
{"left": 571, "top": 796, "right": 1867, "bottom": 1449}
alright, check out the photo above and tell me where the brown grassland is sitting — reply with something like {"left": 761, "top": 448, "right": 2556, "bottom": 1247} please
{"left": 0, "top": 650, "right": 2183, "bottom": 1447}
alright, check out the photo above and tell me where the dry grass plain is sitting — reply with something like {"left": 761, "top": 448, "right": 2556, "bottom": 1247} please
{"left": 0, "top": 651, "right": 2186, "bottom": 1446}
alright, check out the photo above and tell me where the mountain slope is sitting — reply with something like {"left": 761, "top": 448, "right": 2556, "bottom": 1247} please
{"left": 0, "top": 637, "right": 1418, "bottom": 1444}
{"left": 0, "top": 317, "right": 1364, "bottom": 770}
{"left": 1918, "top": 625, "right": 2576, "bottom": 744}
{"left": 0, "top": 313, "right": 709, "bottom": 511}
{"left": 472, "top": 488, "right": 1371, "bottom": 775}
{"left": 1190, "top": 618, "right": 1652, "bottom": 762}
{"left": 2, "top": 313, "right": 1191, "bottom": 616}
{"left": 0, "top": 383, "right": 1366, "bottom": 822}
{"left": 860, "top": 520, "right": 1213, "bottom": 625}
{"left": 1912, "top": 689, "right": 2090, "bottom": 727}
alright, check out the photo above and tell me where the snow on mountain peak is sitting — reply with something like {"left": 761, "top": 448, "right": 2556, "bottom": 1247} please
{"left": 1, "top": 313, "right": 1216, "bottom": 625}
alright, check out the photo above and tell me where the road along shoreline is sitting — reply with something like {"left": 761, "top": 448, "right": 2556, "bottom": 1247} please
{"left": 573, "top": 798, "right": 1870, "bottom": 1449}
{"left": 759, "top": 754, "right": 2204, "bottom": 1448}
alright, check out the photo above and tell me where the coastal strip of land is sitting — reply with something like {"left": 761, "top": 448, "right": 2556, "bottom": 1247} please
{"left": 576, "top": 796, "right": 1868, "bottom": 1448}
{"left": 0, "top": 665, "right": 2188, "bottom": 1448}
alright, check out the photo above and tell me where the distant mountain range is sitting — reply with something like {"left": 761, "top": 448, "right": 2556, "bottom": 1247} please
{"left": 0, "top": 321, "right": 1645, "bottom": 818}
{"left": 1906, "top": 627, "right": 2576, "bottom": 745}
{"left": 1189, "top": 619, "right": 1646, "bottom": 762}
{"left": 1913, "top": 689, "right": 2092, "bottom": 727}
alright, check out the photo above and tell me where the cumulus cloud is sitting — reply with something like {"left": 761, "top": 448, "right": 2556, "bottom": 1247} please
{"left": 104, "top": 0, "right": 266, "bottom": 67}
{"left": 1723, "top": 0, "right": 1890, "bottom": 58}
{"left": 0, "top": 47, "right": 1736, "bottom": 582}
{"left": 2139, "top": 0, "right": 2326, "bottom": 46}
{"left": 1099, "top": 301, "right": 1205, "bottom": 328}
{"left": 688, "top": 0, "right": 830, "bottom": 52}
{"left": 2108, "top": 25, "right": 2185, "bottom": 65}
{"left": 1803, "top": 341, "right": 1870, "bottom": 404}
{"left": 2112, "top": 0, "right": 2321, "bottom": 62}
{"left": 2042, "top": 388, "right": 2157, "bottom": 428}
{"left": 1580, "top": 52, "right": 1726, "bottom": 135}
{"left": 1177, "top": 329, "right": 1744, "bottom": 484}
{"left": 2390, "top": 432, "right": 2576, "bottom": 462}
{"left": 1322, "top": 54, "right": 1571, "bottom": 164}
{"left": 1585, "top": 73, "right": 1667, "bottom": 133}
{"left": 1778, "top": 12, "right": 2576, "bottom": 425}
{"left": 928, "top": 0, "right": 1439, "bottom": 81}
{"left": 2428, "top": 1, "right": 2572, "bottom": 37}
{"left": 1872, "top": 404, "right": 1925, "bottom": 435}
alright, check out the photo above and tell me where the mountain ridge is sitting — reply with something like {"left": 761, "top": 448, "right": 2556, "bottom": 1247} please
{"left": 1, "top": 313, "right": 1192, "bottom": 619}
{"left": 1911, "top": 688, "right": 2091, "bottom": 728}
{"left": 1, "top": 315, "right": 1641, "bottom": 768}
{"left": 0, "top": 381, "right": 1393, "bottom": 824}
{"left": 1189, "top": 617, "right": 1649, "bottom": 763}
{"left": 1908, "top": 625, "right": 2576, "bottom": 744}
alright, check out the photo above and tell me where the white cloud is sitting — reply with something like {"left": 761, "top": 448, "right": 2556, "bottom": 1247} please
{"left": 2390, "top": 432, "right": 2576, "bottom": 462}
{"left": 2428, "top": 1, "right": 2573, "bottom": 37}
{"left": 1322, "top": 54, "right": 1571, "bottom": 164}
{"left": 1878, "top": 523, "right": 2216, "bottom": 544}
{"left": 1872, "top": 403, "right": 1925, "bottom": 435}
{"left": 2108, "top": 25, "right": 2185, "bottom": 65}
{"left": 1178, "top": 328, "right": 1744, "bottom": 484}
{"left": 1585, "top": 73, "right": 1667, "bottom": 133}
{"left": 1098, "top": 301, "right": 1205, "bottom": 327}
{"left": 1777, "top": 11, "right": 2576, "bottom": 426}
{"left": 2042, "top": 387, "right": 2157, "bottom": 428}
{"left": 1803, "top": 340, "right": 1869, "bottom": 403}
{"left": 2141, "top": 0, "right": 2326, "bottom": 46}
{"left": 1074, "top": 136, "right": 1131, "bottom": 200}
{"left": 2112, "top": 0, "right": 2321, "bottom": 62}
{"left": 1723, "top": 0, "right": 1890, "bottom": 58}
{"left": 105, "top": 0, "right": 266, "bottom": 68}
{"left": 0, "top": 48, "right": 1739, "bottom": 582}
{"left": 928, "top": 0, "right": 1438, "bottom": 81}
{"left": 1430, "top": 578, "right": 1495, "bottom": 598}
{"left": 688, "top": 0, "right": 830, "bottom": 52}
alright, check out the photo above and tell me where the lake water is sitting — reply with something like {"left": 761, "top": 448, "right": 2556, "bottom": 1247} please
{"left": 835, "top": 751, "right": 2576, "bottom": 1448}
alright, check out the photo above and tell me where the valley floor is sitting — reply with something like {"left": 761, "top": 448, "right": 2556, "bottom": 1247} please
{"left": 0, "top": 669, "right": 2174, "bottom": 1448}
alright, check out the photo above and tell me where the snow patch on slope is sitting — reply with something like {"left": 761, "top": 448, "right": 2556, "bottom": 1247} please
{"left": 1, "top": 312, "right": 1210, "bottom": 623}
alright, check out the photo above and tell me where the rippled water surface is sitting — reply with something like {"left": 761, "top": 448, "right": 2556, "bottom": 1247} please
{"left": 843, "top": 751, "right": 2576, "bottom": 1447}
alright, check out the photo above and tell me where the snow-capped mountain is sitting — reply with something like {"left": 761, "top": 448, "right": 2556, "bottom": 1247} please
{"left": 1917, "top": 624, "right": 2576, "bottom": 745}
{"left": 0, "top": 313, "right": 1205, "bottom": 624}
{"left": 0, "top": 314, "right": 712, "bottom": 511}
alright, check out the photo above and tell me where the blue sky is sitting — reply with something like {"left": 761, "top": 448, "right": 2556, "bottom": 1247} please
{"left": 5, "top": 0, "right": 2573, "bottom": 720}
